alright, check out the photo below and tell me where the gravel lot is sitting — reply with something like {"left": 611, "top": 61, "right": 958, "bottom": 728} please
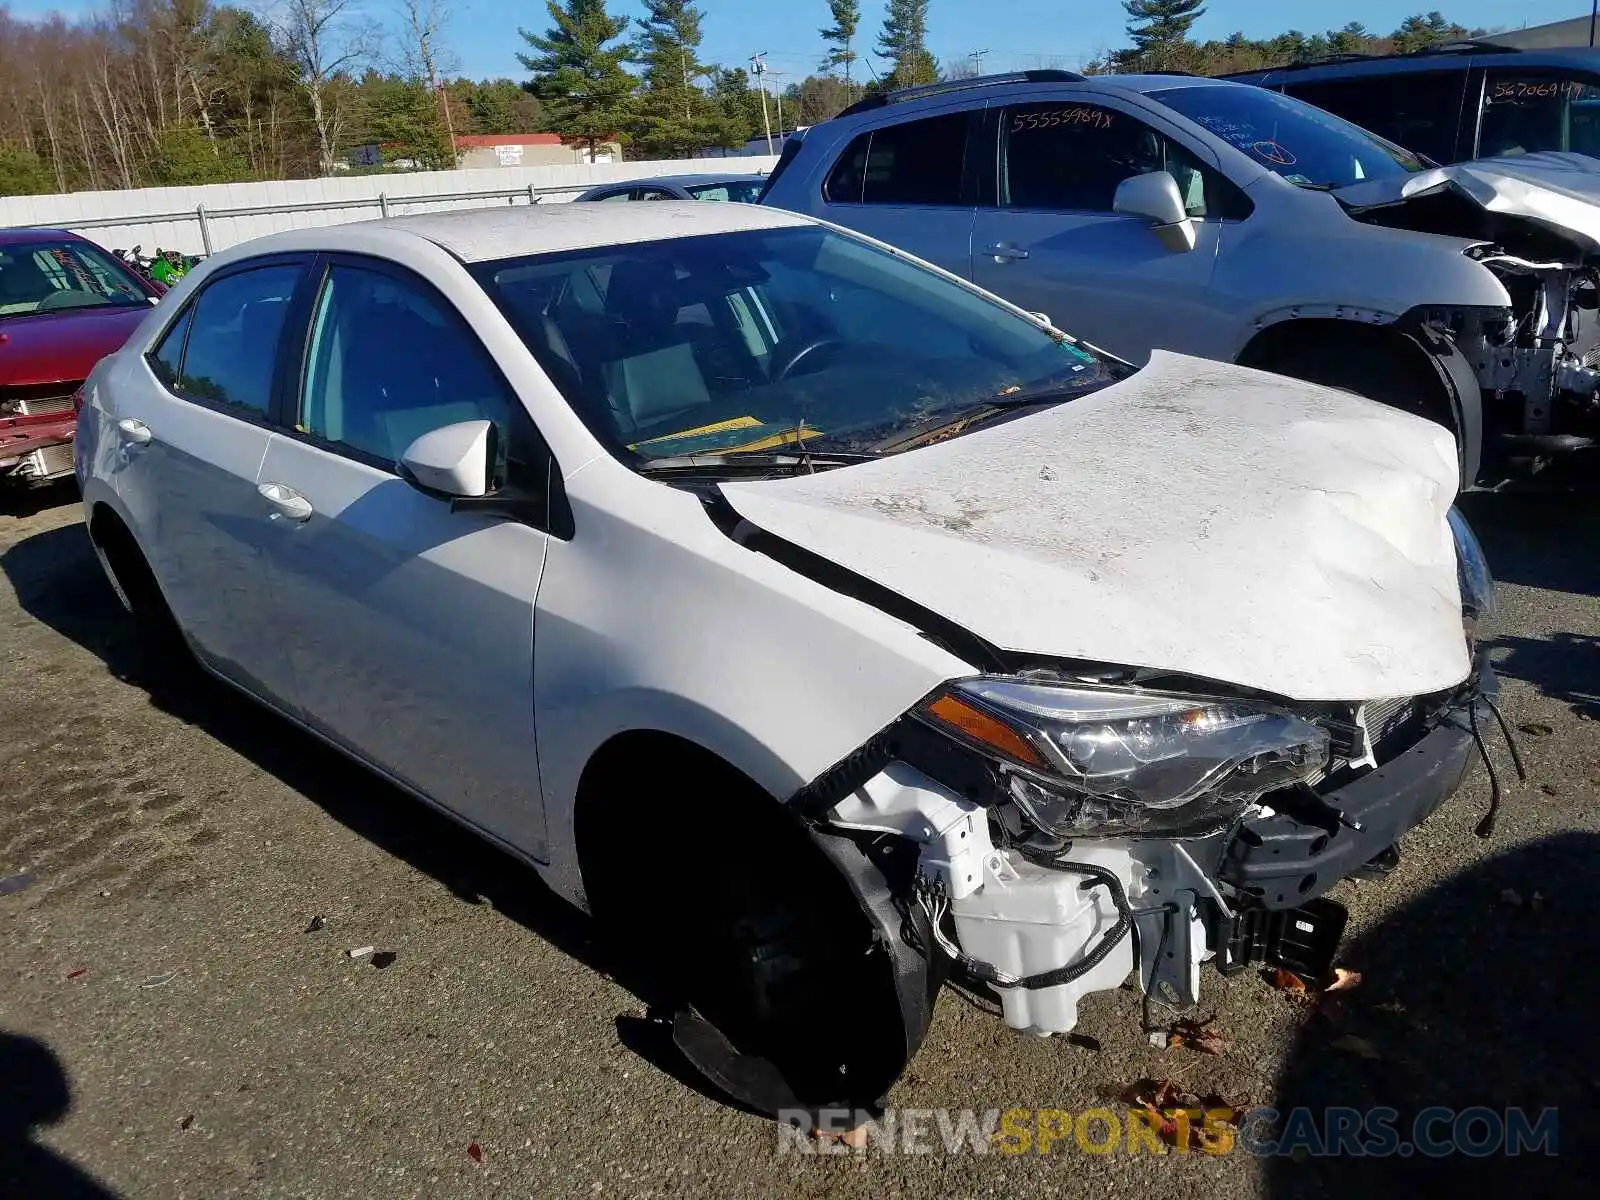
{"left": 2, "top": 479, "right": 1597, "bottom": 1199}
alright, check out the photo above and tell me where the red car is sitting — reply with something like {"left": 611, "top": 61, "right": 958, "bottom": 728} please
{"left": 1, "top": 229, "right": 162, "bottom": 489}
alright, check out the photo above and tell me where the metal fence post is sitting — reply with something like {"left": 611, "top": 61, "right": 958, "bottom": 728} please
{"left": 528, "top": 184, "right": 537, "bottom": 206}
{"left": 379, "top": 192, "right": 390, "bottom": 219}
{"left": 195, "top": 204, "right": 213, "bottom": 254}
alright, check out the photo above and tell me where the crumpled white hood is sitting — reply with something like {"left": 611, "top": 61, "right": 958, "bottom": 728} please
{"left": 1336, "top": 151, "right": 1600, "bottom": 255}
{"left": 720, "top": 352, "right": 1470, "bottom": 703}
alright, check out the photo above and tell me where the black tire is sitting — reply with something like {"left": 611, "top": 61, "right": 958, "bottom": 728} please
{"left": 584, "top": 782, "right": 925, "bottom": 1115}
{"left": 90, "top": 511, "right": 189, "bottom": 661}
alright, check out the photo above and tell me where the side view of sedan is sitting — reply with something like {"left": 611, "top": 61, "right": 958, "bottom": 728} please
{"left": 572, "top": 172, "right": 767, "bottom": 203}
{"left": 76, "top": 204, "right": 1492, "bottom": 1120}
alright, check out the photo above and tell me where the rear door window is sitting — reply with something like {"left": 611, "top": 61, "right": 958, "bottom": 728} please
{"left": 1285, "top": 70, "right": 1466, "bottom": 163}
{"left": 161, "top": 265, "right": 301, "bottom": 418}
{"left": 823, "top": 112, "right": 969, "bottom": 205}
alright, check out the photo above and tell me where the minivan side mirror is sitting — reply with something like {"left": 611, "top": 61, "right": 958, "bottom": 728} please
{"left": 398, "top": 419, "right": 495, "bottom": 498}
{"left": 1113, "top": 171, "right": 1197, "bottom": 253}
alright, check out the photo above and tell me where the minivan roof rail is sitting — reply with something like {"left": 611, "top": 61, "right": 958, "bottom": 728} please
{"left": 837, "top": 68, "right": 1087, "bottom": 119}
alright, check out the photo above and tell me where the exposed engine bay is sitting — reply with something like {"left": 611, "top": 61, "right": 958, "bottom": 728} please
{"left": 1339, "top": 154, "right": 1600, "bottom": 472}
{"left": 821, "top": 658, "right": 1498, "bottom": 1039}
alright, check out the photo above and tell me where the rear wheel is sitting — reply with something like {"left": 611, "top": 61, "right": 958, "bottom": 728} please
{"left": 89, "top": 508, "right": 189, "bottom": 660}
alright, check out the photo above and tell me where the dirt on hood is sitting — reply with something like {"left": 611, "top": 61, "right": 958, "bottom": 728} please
{"left": 719, "top": 352, "right": 1470, "bottom": 704}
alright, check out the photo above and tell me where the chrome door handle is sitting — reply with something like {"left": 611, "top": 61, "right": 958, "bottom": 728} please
{"left": 985, "top": 243, "right": 1030, "bottom": 261}
{"left": 258, "top": 481, "right": 313, "bottom": 523}
{"left": 116, "top": 417, "right": 152, "bottom": 446}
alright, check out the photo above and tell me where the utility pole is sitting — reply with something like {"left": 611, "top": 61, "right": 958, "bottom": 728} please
{"left": 764, "top": 69, "right": 784, "bottom": 138}
{"left": 970, "top": 48, "right": 989, "bottom": 76}
{"left": 751, "top": 52, "right": 773, "bottom": 154}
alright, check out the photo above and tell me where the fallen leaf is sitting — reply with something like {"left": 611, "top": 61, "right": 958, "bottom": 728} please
{"left": 1331, "top": 1034, "right": 1382, "bottom": 1061}
{"left": 65, "top": 968, "right": 86, "bottom": 981}
{"left": 179, "top": 1114, "right": 195, "bottom": 1131}
{"left": 1517, "top": 722, "right": 1554, "bottom": 737}
{"left": 1170, "top": 1016, "right": 1228, "bottom": 1056}
{"left": 467, "top": 1143, "right": 483, "bottom": 1163}
{"left": 1324, "top": 967, "right": 1363, "bottom": 993}
{"left": 1499, "top": 888, "right": 1525, "bottom": 908}
{"left": 1270, "top": 968, "right": 1308, "bottom": 993}
{"left": 304, "top": 915, "right": 326, "bottom": 933}
{"left": 813, "top": 1123, "right": 870, "bottom": 1148}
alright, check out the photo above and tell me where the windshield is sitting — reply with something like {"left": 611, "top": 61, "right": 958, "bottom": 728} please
{"left": 478, "top": 226, "right": 1127, "bottom": 465}
{"left": 686, "top": 180, "right": 767, "bottom": 203}
{"left": 1151, "top": 84, "right": 1426, "bottom": 189}
{"left": 0, "top": 240, "right": 150, "bottom": 319}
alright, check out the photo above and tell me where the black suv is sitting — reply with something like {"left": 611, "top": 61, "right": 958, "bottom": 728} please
{"left": 1225, "top": 41, "right": 1600, "bottom": 165}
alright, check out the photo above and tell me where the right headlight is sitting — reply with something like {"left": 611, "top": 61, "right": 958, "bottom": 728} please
{"left": 915, "top": 678, "right": 1331, "bottom": 839}
{"left": 1448, "top": 506, "right": 1495, "bottom": 625}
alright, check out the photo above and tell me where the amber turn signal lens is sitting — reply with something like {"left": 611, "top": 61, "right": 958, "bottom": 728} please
{"left": 924, "top": 693, "right": 1047, "bottom": 769}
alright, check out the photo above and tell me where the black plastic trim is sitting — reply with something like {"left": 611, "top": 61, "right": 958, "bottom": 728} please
{"left": 1217, "top": 661, "right": 1492, "bottom": 909}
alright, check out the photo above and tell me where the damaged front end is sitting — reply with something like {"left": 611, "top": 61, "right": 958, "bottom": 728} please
{"left": 1339, "top": 153, "right": 1600, "bottom": 473}
{"left": 803, "top": 519, "right": 1502, "bottom": 1041}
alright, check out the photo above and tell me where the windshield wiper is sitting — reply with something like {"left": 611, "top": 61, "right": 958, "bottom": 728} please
{"left": 871, "top": 388, "right": 1081, "bottom": 455}
{"left": 636, "top": 450, "right": 877, "bottom": 475}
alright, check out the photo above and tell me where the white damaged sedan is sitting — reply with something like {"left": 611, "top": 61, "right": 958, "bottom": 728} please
{"left": 74, "top": 203, "right": 1498, "bottom": 1117}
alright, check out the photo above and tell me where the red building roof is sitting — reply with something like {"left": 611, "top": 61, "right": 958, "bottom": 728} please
{"left": 453, "top": 134, "right": 564, "bottom": 149}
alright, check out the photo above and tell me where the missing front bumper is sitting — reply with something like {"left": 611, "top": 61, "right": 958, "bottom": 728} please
{"left": 1216, "top": 662, "right": 1491, "bottom": 910}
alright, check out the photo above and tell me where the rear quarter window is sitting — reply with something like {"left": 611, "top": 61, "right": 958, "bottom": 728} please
{"left": 823, "top": 112, "right": 969, "bottom": 206}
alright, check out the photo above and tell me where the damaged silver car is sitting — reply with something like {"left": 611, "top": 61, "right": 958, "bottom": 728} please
{"left": 762, "top": 71, "right": 1600, "bottom": 486}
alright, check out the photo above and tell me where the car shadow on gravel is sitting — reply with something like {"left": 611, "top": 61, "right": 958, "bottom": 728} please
{"left": 0, "top": 1031, "right": 120, "bottom": 1198}
{"left": 0, "top": 479, "right": 77, "bottom": 521}
{"left": 1265, "top": 831, "right": 1598, "bottom": 1199}
{"left": 1457, "top": 483, "right": 1600, "bottom": 600}
{"left": 0, "top": 522, "right": 754, "bottom": 1118}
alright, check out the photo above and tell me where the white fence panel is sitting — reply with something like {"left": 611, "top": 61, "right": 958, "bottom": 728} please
{"left": 0, "top": 156, "right": 780, "bottom": 256}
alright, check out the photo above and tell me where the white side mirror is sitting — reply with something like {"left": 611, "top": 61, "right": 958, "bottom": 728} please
{"left": 1113, "top": 171, "right": 1198, "bottom": 253}
{"left": 399, "top": 419, "right": 494, "bottom": 498}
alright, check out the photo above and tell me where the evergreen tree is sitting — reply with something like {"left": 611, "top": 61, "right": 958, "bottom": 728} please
{"left": 1120, "top": 0, "right": 1206, "bottom": 70}
{"left": 630, "top": 0, "right": 735, "bottom": 157}
{"left": 820, "top": 0, "right": 860, "bottom": 97}
{"left": 877, "top": 0, "right": 936, "bottom": 89}
{"left": 710, "top": 68, "right": 765, "bottom": 146}
{"left": 518, "top": 0, "right": 635, "bottom": 162}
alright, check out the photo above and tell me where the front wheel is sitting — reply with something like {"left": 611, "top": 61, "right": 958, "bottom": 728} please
{"left": 584, "top": 785, "right": 934, "bottom": 1116}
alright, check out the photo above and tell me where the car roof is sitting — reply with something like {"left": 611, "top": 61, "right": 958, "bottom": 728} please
{"left": 1224, "top": 43, "right": 1600, "bottom": 82}
{"left": 623, "top": 173, "right": 767, "bottom": 187}
{"left": 0, "top": 227, "right": 87, "bottom": 247}
{"left": 215, "top": 203, "right": 814, "bottom": 265}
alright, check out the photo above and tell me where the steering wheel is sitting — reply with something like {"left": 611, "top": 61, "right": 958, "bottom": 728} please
{"left": 773, "top": 337, "right": 844, "bottom": 382}
{"left": 35, "top": 289, "right": 101, "bottom": 312}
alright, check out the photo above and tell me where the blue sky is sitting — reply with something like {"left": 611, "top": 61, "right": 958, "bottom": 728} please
{"left": 6, "top": 0, "right": 1589, "bottom": 81}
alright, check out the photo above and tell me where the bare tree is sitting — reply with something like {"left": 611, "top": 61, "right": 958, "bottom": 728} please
{"left": 277, "top": 0, "right": 371, "bottom": 174}
{"left": 398, "top": 0, "right": 457, "bottom": 145}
